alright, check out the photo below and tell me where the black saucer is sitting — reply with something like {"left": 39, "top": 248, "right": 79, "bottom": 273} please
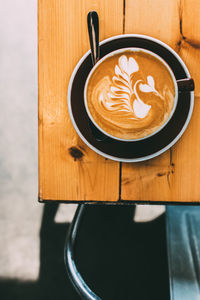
{"left": 68, "top": 35, "right": 194, "bottom": 162}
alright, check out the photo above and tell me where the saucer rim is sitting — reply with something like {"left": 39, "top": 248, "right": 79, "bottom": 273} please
{"left": 68, "top": 34, "right": 194, "bottom": 162}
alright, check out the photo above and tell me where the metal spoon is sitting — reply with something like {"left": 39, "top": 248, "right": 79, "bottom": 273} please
{"left": 87, "top": 11, "right": 107, "bottom": 142}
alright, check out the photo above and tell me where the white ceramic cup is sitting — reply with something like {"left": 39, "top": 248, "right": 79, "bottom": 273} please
{"left": 84, "top": 47, "right": 178, "bottom": 142}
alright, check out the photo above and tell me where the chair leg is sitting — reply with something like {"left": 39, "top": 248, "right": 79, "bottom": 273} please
{"left": 64, "top": 204, "right": 101, "bottom": 300}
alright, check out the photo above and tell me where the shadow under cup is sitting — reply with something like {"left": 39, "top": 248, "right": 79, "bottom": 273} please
{"left": 68, "top": 35, "right": 194, "bottom": 161}
{"left": 84, "top": 47, "right": 179, "bottom": 142}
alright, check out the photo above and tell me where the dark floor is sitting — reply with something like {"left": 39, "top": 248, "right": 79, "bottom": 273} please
{"left": 0, "top": 204, "right": 169, "bottom": 300}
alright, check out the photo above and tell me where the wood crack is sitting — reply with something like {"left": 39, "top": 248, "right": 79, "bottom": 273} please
{"left": 119, "top": 0, "right": 126, "bottom": 201}
{"left": 123, "top": 0, "right": 126, "bottom": 34}
{"left": 177, "top": 0, "right": 200, "bottom": 50}
{"left": 167, "top": 149, "right": 175, "bottom": 189}
{"left": 179, "top": 0, "right": 183, "bottom": 36}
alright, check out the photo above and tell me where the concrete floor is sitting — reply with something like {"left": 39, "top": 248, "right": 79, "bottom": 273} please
{"left": 0, "top": 0, "right": 40, "bottom": 280}
{"left": 0, "top": 0, "right": 77, "bottom": 281}
{"left": 0, "top": 0, "right": 165, "bottom": 298}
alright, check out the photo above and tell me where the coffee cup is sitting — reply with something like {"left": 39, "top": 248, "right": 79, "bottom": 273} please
{"left": 84, "top": 48, "right": 194, "bottom": 142}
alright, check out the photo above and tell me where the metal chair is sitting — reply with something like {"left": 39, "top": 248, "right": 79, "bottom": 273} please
{"left": 64, "top": 204, "right": 100, "bottom": 300}
{"left": 64, "top": 204, "right": 170, "bottom": 300}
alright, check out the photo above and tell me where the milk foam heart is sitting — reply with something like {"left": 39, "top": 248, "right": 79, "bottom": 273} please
{"left": 86, "top": 50, "right": 175, "bottom": 140}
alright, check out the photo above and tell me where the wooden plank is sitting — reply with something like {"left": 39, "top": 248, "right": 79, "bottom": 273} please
{"left": 38, "top": 0, "right": 123, "bottom": 201}
{"left": 124, "top": 0, "right": 181, "bottom": 48}
{"left": 122, "top": 153, "right": 173, "bottom": 202}
{"left": 181, "top": 0, "right": 200, "bottom": 46}
{"left": 121, "top": 0, "right": 181, "bottom": 202}
{"left": 170, "top": 0, "right": 200, "bottom": 202}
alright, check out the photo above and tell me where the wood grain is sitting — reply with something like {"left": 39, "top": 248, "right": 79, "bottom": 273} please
{"left": 124, "top": 0, "right": 181, "bottom": 48}
{"left": 121, "top": 0, "right": 200, "bottom": 202}
{"left": 39, "top": 0, "right": 200, "bottom": 202}
{"left": 38, "top": 0, "right": 123, "bottom": 201}
{"left": 121, "top": 0, "right": 180, "bottom": 202}
{"left": 170, "top": 0, "right": 200, "bottom": 202}
{"left": 181, "top": 0, "right": 200, "bottom": 46}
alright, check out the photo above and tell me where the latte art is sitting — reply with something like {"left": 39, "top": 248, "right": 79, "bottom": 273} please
{"left": 86, "top": 50, "right": 175, "bottom": 140}
{"left": 99, "top": 55, "right": 166, "bottom": 119}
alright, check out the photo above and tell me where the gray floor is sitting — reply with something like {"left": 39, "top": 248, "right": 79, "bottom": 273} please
{"left": 0, "top": 0, "right": 164, "bottom": 286}
{"left": 0, "top": 0, "right": 76, "bottom": 281}
{"left": 0, "top": 0, "right": 41, "bottom": 280}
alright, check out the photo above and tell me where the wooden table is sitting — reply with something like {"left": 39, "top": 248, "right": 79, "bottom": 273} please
{"left": 38, "top": 0, "right": 200, "bottom": 203}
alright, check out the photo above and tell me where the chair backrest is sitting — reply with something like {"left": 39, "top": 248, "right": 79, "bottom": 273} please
{"left": 166, "top": 206, "right": 200, "bottom": 300}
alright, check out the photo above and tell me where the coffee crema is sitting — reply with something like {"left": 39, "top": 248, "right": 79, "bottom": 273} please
{"left": 86, "top": 50, "right": 175, "bottom": 140}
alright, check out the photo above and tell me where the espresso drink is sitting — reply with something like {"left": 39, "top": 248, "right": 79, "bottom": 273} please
{"left": 86, "top": 50, "right": 175, "bottom": 140}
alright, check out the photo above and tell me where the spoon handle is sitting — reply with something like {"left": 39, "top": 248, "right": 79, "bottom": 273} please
{"left": 87, "top": 11, "right": 100, "bottom": 66}
{"left": 87, "top": 11, "right": 107, "bottom": 142}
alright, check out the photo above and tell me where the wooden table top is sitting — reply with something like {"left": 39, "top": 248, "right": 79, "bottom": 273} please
{"left": 38, "top": 0, "right": 200, "bottom": 203}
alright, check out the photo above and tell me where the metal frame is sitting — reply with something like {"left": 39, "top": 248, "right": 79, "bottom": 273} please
{"left": 64, "top": 204, "right": 101, "bottom": 300}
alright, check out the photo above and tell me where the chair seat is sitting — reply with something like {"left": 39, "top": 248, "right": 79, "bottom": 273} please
{"left": 65, "top": 205, "right": 170, "bottom": 300}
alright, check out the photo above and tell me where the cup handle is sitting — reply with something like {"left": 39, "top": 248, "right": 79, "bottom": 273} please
{"left": 177, "top": 78, "right": 195, "bottom": 92}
